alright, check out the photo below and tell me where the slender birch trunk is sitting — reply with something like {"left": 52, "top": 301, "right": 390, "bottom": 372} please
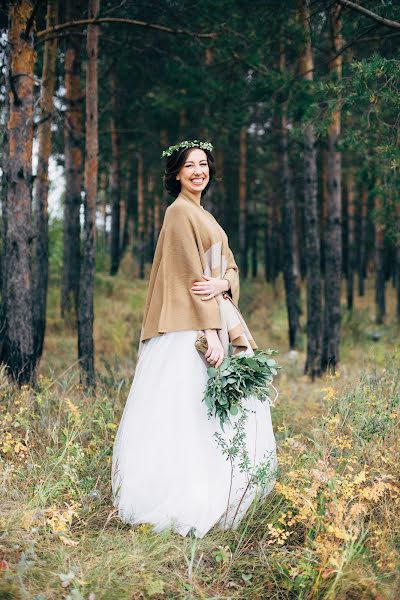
{"left": 1, "top": 0, "right": 36, "bottom": 384}
{"left": 33, "top": 0, "right": 58, "bottom": 360}
{"left": 61, "top": 0, "right": 83, "bottom": 323}
{"left": 77, "top": 0, "right": 100, "bottom": 388}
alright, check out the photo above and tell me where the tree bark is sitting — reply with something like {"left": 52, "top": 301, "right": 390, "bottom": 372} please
{"left": 299, "top": 0, "right": 322, "bottom": 377}
{"left": 280, "top": 118, "right": 300, "bottom": 348}
{"left": 346, "top": 171, "right": 355, "bottom": 310}
{"left": 147, "top": 172, "right": 155, "bottom": 260}
{"left": 61, "top": 0, "right": 83, "bottom": 324}
{"left": 357, "top": 187, "right": 367, "bottom": 296}
{"left": 396, "top": 202, "right": 400, "bottom": 323}
{"left": 374, "top": 195, "right": 386, "bottom": 324}
{"left": 279, "top": 44, "right": 301, "bottom": 349}
{"left": 0, "top": 0, "right": 36, "bottom": 385}
{"left": 247, "top": 128, "right": 258, "bottom": 279}
{"left": 33, "top": 0, "right": 58, "bottom": 361}
{"left": 0, "top": 31, "right": 11, "bottom": 352}
{"left": 322, "top": 4, "right": 343, "bottom": 374}
{"left": 120, "top": 152, "right": 134, "bottom": 256}
{"left": 77, "top": 0, "right": 100, "bottom": 389}
{"left": 214, "top": 146, "right": 225, "bottom": 225}
{"left": 137, "top": 152, "right": 145, "bottom": 279}
{"left": 238, "top": 127, "right": 248, "bottom": 277}
{"left": 109, "top": 69, "right": 121, "bottom": 275}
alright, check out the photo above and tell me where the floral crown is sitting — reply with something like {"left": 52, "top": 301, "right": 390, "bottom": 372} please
{"left": 161, "top": 139, "right": 214, "bottom": 158}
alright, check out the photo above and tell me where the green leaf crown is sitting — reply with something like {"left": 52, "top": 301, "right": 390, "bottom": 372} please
{"left": 161, "top": 139, "right": 214, "bottom": 159}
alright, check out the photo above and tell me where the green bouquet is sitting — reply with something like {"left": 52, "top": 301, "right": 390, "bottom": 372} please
{"left": 202, "top": 349, "right": 281, "bottom": 429}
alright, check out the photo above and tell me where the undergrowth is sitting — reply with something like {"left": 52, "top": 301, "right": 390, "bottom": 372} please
{"left": 0, "top": 269, "right": 399, "bottom": 599}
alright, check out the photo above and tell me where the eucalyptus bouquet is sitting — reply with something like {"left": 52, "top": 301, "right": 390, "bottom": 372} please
{"left": 202, "top": 349, "right": 280, "bottom": 429}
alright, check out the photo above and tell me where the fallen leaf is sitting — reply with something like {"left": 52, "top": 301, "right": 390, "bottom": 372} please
{"left": 59, "top": 535, "right": 79, "bottom": 547}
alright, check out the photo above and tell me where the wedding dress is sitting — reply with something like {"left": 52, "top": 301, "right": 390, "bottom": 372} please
{"left": 111, "top": 326, "right": 278, "bottom": 538}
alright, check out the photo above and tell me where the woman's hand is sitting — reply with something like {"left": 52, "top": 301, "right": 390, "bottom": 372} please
{"left": 204, "top": 329, "right": 225, "bottom": 368}
{"left": 191, "top": 275, "right": 229, "bottom": 300}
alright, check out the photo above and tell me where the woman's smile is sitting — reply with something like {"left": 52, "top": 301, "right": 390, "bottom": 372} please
{"left": 191, "top": 177, "right": 205, "bottom": 185}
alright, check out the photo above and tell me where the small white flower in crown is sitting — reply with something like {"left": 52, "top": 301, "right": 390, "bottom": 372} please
{"left": 161, "top": 139, "right": 214, "bottom": 158}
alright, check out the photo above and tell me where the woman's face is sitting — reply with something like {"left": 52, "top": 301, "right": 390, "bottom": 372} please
{"left": 176, "top": 148, "right": 210, "bottom": 194}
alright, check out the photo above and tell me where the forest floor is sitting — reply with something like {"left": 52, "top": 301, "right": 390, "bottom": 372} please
{"left": 1, "top": 254, "right": 399, "bottom": 599}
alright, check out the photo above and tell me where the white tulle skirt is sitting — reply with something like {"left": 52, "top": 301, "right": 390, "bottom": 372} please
{"left": 111, "top": 330, "right": 278, "bottom": 538}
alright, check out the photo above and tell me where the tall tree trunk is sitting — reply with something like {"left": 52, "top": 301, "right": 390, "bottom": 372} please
{"left": 77, "top": 0, "right": 100, "bottom": 389}
{"left": 147, "top": 172, "right": 155, "bottom": 259}
{"left": 61, "top": 0, "right": 83, "bottom": 324}
{"left": 98, "top": 171, "right": 108, "bottom": 246}
{"left": 374, "top": 196, "right": 386, "bottom": 324}
{"left": 120, "top": 153, "right": 133, "bottom": 256}
{"left": 137, "top": 152, "right": 145, "bottom": 279}
{"left": 346, "top": 171, "right": 355, "bottom": 310}
{"left": 279, "top": 44, "right": 301, "bottom": 349}
{"left": 33, "top": 0, "right": 58, "bottom": 361}
{"left": 0, "top": 0, "right": 36, "bottom": 385}
{"left": 264, "top": 186, "right": 279, "bottom": 289}
{"left": 320, "top": 149, "right": 328, "bottom": 275}
{"left": 238, "top": 127, "right": 248, "bottom": 277}
{"left": 154, "top": 187, "right": 161, "bottom": 245}
{"left": 322, "top": 5, "right": 342, "bottom": 373}
{"left": 109, "top": 69, "right": 121, "bottom": 275}
{"left": 358, "top": 187, "right": 367, "bottom": 296}
{"left": 250, "top": 178, "right": 258, "bottom": 279}
{"left": 0, "top": 30, "right": 11, "bottom": 352}
{"left": 396, "top": 201, "right": 400, "bottom": 323}
{"left": 299, "top": 0, "right": 322, "bottom": 377}
{"left": 214, "top": 146, "right": 225, "bottom": 225}
{"left": 280, "top": 117, "right": 300, "bottom": 348}
{"left": 159, "top": 129, "right": 169, "bottom": 222}
{"left": 249, "top": 130, "right": 258, "bottom": 278}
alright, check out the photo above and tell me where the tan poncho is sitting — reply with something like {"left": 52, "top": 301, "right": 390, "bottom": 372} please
{"left": 139, "top": 191, "right": 257, "bottom": 356}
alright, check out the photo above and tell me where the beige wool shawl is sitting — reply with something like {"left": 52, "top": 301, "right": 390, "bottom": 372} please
{"left": 139, "top": 191, "right": 257, "bottom": 356}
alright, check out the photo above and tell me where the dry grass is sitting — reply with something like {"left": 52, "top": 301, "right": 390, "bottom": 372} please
{"left": 0, "top": 255, "right": 399, "bottom": 599}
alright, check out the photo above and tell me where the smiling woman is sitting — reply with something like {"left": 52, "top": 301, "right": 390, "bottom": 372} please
{"left": 163, "top": 142, "right": 216, "bottom": 199}
{"left": 111, "top": 141, "right": 277, "bottom": 538}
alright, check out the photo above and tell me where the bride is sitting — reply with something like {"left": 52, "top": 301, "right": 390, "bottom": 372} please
{"left": 111, "top": 140, "right": 278, "bottom": 538}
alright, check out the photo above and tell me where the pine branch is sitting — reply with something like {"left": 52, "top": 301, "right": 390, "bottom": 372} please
{"left": 36, "top": 17, "right": 217, "bottom": 40}
{"left": 337, "top": 0, "right": 400, "bottom": 31}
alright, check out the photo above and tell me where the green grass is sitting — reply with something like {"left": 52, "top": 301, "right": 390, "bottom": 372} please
{"left": 0, "top": 255, "right": 399, "bottom": 599}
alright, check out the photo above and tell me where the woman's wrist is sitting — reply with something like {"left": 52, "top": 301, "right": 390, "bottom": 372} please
{"left": 222, "top": 278, "right": 230, "bottom": 292}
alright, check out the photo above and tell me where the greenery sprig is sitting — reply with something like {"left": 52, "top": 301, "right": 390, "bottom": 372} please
{"left": 161, "top": 139, "right": 214, "bottom": 158}
{"left": 202, "top": 349, "right": 280, "bottom": 429}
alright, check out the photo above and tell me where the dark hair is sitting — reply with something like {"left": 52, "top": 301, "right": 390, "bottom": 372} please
{"left": 163, "top": 146, "right": 216, "bottom": 198}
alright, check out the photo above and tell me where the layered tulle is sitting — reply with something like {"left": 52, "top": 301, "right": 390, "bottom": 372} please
{"left": 111, "top": 330, "right": 277, "bottom": 538}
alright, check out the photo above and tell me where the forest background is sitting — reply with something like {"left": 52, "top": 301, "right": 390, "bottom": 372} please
{"left": 0, "top": 1, "right": 399, "bottom": 599}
